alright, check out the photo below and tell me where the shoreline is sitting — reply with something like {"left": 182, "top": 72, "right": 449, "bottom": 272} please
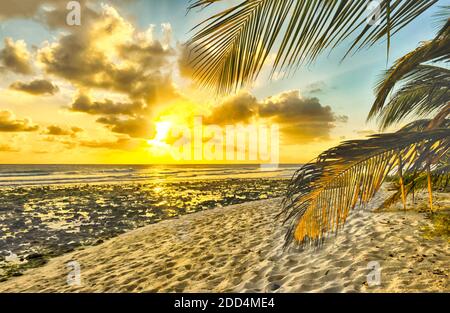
{"left": 0, "top": 177, "right": 290, "bottom": 281}
{"left": 0, "top": 193, "right": 448, "bottom": 292}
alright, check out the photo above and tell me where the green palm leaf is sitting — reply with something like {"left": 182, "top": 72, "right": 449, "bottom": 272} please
{"left": 376, "top": 65, "right": 450, "bottom": 130}
{"left": 188, "top": 0, "right": 439, "bottom": 93}
{"left": 368, "top": 20, "right": 450, "bottom": 121}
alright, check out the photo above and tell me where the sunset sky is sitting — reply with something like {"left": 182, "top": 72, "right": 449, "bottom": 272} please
{"left": 0, "top": 0, "right": 442, "bottom": 164}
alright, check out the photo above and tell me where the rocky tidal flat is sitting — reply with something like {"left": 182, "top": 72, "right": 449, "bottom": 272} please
{"left": 0, "top": 178, "right": 288, "bottom": 280}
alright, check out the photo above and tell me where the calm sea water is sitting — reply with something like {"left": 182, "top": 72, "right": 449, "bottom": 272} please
{"left": 0, "top": 164, "right": 298, "bottom": 186}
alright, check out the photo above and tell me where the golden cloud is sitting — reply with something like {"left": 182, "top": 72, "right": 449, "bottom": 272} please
{"left": 10, "top": 79, "right": 59, "bottom": 95}
{"left": 45, "top": 125, "right": 83, "bottom": 137}
{"left": 204, "top": 90, "right": 348, "bottom": 144}
{"left": 0, "top": 38, "right": 33, "bottom": 74}
{"left": 0, "top": 110, "right": 39, "bottom": 132}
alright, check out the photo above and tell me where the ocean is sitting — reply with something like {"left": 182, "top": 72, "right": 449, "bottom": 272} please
{"left": 0, "top": 164, "right": 298, "bottom": 186}
{"left": 0, "top": 164, "right": 299, "bottom": 278}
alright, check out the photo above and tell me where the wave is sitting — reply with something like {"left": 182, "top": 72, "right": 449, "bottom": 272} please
{"left": 0, "top": 164, "right": 300, "bottom": 187}
{"left": 0, "top": 171, "right": 52, "bottom": 177}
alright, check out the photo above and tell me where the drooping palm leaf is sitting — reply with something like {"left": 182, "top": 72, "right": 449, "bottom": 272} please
{"left": 188, "top": 0, "right": 439, "bottom": 94}
{"left": 399, "top": 118, "right": 450, "bottom": 132}
{"left": 380, "top": 164, "right": 449, "bottom": 210}
{"left": 368, "top": 19, "right": 450, "bottom": 121}
{"left": 188, "top": 0, "right": 295, "bottom": 93}
{"left": 376, "top": 65, "right": 450, "bottom": 130}
{"left": 281, "top": 129, "right": 450, "bottom": 247}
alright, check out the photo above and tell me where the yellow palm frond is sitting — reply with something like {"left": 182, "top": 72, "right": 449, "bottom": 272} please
{"left": 281, "top": 129, "right": 450, "bottom": 247}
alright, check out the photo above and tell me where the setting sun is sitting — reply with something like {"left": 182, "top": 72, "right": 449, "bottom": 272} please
{"left": 148, "top": 121, "right": 173, "bottom": 145}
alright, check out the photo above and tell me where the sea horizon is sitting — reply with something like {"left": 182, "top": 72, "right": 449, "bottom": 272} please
{"left": 0, "top": 164, "right": 300, "bottom": 187}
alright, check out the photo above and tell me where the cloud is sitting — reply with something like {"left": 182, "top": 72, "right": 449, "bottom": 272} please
{"left": 204, "top": 92, "right": 258, "bottom": 125}
{"left": 118, "top": 39, "right": 173, "bottom": 73}
{"left": 305, "top": 81, "right": 327, "bottom": 94}
{"left": 40, "top": 1, "right": 100, "bottom": 30}
{"left": 10, "top": 79, "right": 59, "bottom": 95}
{"left": 31, "top": 5, "right": 180, "bottom": 141}
{"left": 96, "top": 116, "right": 155, "bottom": 138}
{"left": 177, "top": 43, "right": 207, "bottom": 79}
{"left": 70, "top": 93, "right": 147, "bottom": 116}
{"left": 259, "top": 91, "right": 336, "bottom": 123}
{"left": 161, "top": 23, "right": 173, "bottom": 49}
{"left": 204, "top": 90, "right": 347, "bottom": 144}
{"left": 79, "top": 137, "right": 139, "bottom": 150}
{"left": 0, "top": 110, "right": 39, "bottom": 132}
{"left": 1, "top": 4, "right": 178, "bottom": 144}
{"left": 38, "top": 5, "right": 177, "bottom": 107}
{"left": 260, "top": 90, "right": 347, "bottom": 143}
{"left": 0, "top": 144, "right": 19, "bottom": 152}
{"left": 45, "top": 125, "right": 83, "bottom": 137}
{"left": 0, "top": 38, "right": 33, "bottom": 74}
{"left": 0, "top": 0, "right": 60, "bottom": 20}
{"left": 0, "top": 0, "right": 135, "bottom": 24}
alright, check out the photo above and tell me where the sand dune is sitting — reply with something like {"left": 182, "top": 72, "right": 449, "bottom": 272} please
{"left": 0, "top": 192, "right": 448, "bottom": 292}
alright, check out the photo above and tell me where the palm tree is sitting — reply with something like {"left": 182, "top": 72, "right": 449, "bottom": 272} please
{"left": 187, "top": 0, "right": 441, "bottom": 94}
{"left": 279, "top": 19, "right": 449, "bottom": 247}
{"left": 187, "top": 1, "right": 449, "bottom": 247}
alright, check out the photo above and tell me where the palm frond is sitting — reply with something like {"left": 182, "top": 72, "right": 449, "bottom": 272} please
{"left": 281, "top": 129, "right": 450, "bottom": 247}
{"left": 433, "top": 5, "right": 450, "bottom": 32}
{"left": 380, "top": 165, "right": 449, "bottom": 209}
{"left": 188, "top": 0, "right": 295, "bottom": 94}
{"left": 188, "top": 0, "right": 439, "bottom": 94}
{"left": 368, "top": 20, "right": 450, "bottom": 121}
{"left": 376, "top": 65, "right": 450, "bottom": 130}
{"left": 399, "top": 118, "right": 450, "bottom": 132}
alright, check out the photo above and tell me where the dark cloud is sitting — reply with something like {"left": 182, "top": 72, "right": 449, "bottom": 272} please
{"left": 40, "top": 1, "right": 100, "bottom": 30}
{"left": 42, "top": 135, "right": 77, "bottom": 149}
{"left": 80, "top": 137, "right": 139, "bottom": 150}
{"left": 45, "top": 125, "right": 83, "bottom": 137}
{"left": 259, "top": 91, "right": 336, "bottom": 123}
{"left": 71, "top": 93, "right": 147, "bottom": 116}
{"left": 0, "top": 38, "right": 33, "bottom": 74}
{"left": 0, "top": 110, "right": 39, "bottom": 132}
{"left": 0, "top": 0, "right": 58, "bottom": 20}
{"left": 118, "top": 40, "right": 174, "bottom": 72}
{"left": 204, "top": 92, "right": 258, "bottom": 125}
{"left": 1, "top": 4, "right": 177, "bottom": 142}
{"left": 0, "top": 1, "right": 130, "bottom": 27}
{"left": 177, "top": 44, "right": 201, "bottom": 79}
{"left": 10, "top": 79, "right": 58, "bottom": 95}
{"left": 38, "top": 6, "right": 178, "bottom": 107}
{"left": 204, "top": 90, "right": 347, "bottom": 144}
{"left": 96, "top": 116, "right": 155, "bottom": 138}
{"left": 260, "top": 91, "right": 346, "bottom": 143}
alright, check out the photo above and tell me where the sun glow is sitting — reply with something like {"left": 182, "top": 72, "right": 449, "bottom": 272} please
{"left": 154, "top": 122, "right": 172, "bottom": 142}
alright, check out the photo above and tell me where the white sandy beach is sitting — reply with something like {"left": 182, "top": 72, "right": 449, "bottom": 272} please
{"left": 0, "top": 190, "right": 448, "bottom": 293}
